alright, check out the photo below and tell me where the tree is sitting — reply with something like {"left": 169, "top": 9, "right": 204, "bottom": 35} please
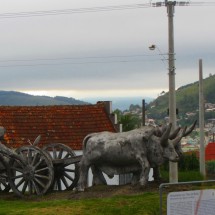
{"left": 114, "top": 110, "right": 141, "bottom": 132}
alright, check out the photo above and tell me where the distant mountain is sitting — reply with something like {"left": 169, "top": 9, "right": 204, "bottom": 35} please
{"left": 0, "top": 91, "right": 154, "bottom": 110}
{"left": 0, "top": 91, "right": 88, "bottom": 106}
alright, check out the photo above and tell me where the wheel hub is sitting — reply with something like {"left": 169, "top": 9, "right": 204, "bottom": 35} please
{"left": 23, "top": 165, "right": 35, "bottom": 180}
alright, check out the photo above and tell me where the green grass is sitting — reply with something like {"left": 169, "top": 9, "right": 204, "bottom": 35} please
{"left": 0, "top": 193, "right": 160, "bottom": 215}
{"left": 0, "top": 171, "right": 210, "bottom": 215}
{"left": 161, "top": 170, "right": 204, "bottom": 182}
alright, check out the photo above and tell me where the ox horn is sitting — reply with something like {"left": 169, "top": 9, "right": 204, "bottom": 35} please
{"left": 160, "top": 123, "right": 172, "bottom": 147}
{"left": 172, "top": 126, "right": 187, "bottom": 147}
{"left": 33, "top": 135, "right": 41, "bottom": 146}
{"left": 172, "top": 120, "right": 197, "bottom": 147}
{"left": 183, "top": 120, "right": 197, "bottom": 136}
{"left": 169, "top": 127, "right": 181, "bottom": 140}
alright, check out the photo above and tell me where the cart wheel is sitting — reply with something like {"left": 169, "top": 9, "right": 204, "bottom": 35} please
{"left": 43, "top": 143, "right": 79, "bottom": 191}
{"left": 0, "top": 155, "right": 10, "bottom": 192}
{"left": 8, "top": 146, "right": 54, "bottom": 197}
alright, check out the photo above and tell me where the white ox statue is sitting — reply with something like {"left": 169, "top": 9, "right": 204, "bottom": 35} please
{"left": 77, "top": 123, "right": 182, "bottom": 191}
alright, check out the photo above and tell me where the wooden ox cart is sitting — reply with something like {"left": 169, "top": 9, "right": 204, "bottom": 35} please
{"left": 0, "top": 127, "right": 82, "bottom": 197}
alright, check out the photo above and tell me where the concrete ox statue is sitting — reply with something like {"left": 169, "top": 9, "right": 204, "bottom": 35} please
{"left": 77, "top": 121, "right": 196, "bottom": 191}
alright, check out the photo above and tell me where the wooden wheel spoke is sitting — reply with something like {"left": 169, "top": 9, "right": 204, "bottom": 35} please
{"left": 34, "top": 177, "right": 46, "bottom": 189}
{"left": 64, "top": 153, "right": 70, "bottom": 159}
{"left": 61, "top": 176, "right": 69, "bottom": 189}
{"left": 27, "top": 149, "right": 33, "bottom": 164}
{"left": 0, "top": 181, "right": 7, "bottom": 187}
{"left": 28, "top": 181, "right": 33, "bottom": 195}
{"left": 58, "top": 148, "right": 63, "bottom": 159}
{"left": 19, "top": 151, "right": 28, "bottom": 161}
{"left": 10, "top": 166, "right": 24, "bottom": 173}
{"left": 64, "top": 168, "right": 75, "bottom": 173}
{"left": 12, "top": 159, "right": 25, "bottom": 169}
{"left": 31, "top": 152, "right": 40, "bottom": 166}
{"left": 35, "top": 167, "right": 49, "bottom": 173}
{"left": 63, "top": 172, "right": 74, "bottom": 182}
{"left": 53, "top": 147, "right": 57, "bottom": 159}
{"left": 11, "top": 174, "right": 24, "bottom": 180}
{"left": 1, "top": 181, "right": 8, "bottom": 187}
{"left": 32, "top": 181, "right": 41, "bottom": 195}
{"left": 21, "top": 181, "right": 28, "bottom": 194}
{"left": 35, "top": 174, "right": 49, "bottom": 180}
{"left": 34, "top": 157, "right": 44, "bottom": 169}
{"left": 15, "top": 178, "right": 25, "bottom": 189}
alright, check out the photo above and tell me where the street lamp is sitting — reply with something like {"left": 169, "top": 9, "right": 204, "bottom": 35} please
{"left": 149, "top": 42, "right": 178, "bottom": 183}
{"left": 148, "top": 44, "right": 176, "bottom": 123}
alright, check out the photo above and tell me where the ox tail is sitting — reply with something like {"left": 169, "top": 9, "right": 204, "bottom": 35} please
{"left": 82, "top": 134, "right": 94, "bottom": 150}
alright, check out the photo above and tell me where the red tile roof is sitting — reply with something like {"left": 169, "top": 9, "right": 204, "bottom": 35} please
{"left": 0, "top": 103, "right": 117, "bottom": 150}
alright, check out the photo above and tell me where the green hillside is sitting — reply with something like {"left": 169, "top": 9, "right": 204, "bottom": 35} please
{"left": 147, "top": 74, "right": 215, "bottom": 124}
{"left": 0, "top": 91, "right": 88, "bottom": 106}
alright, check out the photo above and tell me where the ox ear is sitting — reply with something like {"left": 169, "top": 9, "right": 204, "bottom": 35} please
{"left": 142, "top": 129, "right": 155, "bottom": 142}
{"left": 160, "top": 123, "right": 172, "bottom": 147}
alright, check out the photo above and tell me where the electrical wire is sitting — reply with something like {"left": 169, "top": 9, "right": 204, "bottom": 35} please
{"left": 0, "top": 3, "right": 151, "bottom": 19}
{"left": 0, "top": 54, "right": 160, "bottom": 67}
{"left": 0, "top": 54, "right": 156, "bottom": 63}
{"left": 0, "top": 1, "right": 214, "bottom": 19}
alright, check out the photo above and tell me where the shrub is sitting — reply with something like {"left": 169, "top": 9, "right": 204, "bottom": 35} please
{"left": 206, "top": 160, "right": 215, "bottom": 174}
{"left": 161, "top": 152, "right": 199, "bottom": 171}
{"left": 178, "top": 152, "right": 199, "bottom": 171}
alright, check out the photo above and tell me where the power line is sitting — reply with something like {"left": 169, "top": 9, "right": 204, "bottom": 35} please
{"left": 0, "top": 54, "right": 156, "bottom": 63}
{"left": 0, "top": 3, "right": 151, "bottom": 19}
{"left": 0, "top": 60, "right": 160, "bottom": 68}
{"left": 0, "top": 55, "right": 163, "bottom": 68}
{"left": 0, "top": 1, "right": 214, "bottom": 19}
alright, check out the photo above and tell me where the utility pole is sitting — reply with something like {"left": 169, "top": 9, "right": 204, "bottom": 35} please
{"left": 166, "top": 0, "right": 178, "bottom": 183}
{"left": 199, "top": 59, "right": 206, "bottom": 177}
{"left": 151, "top": 0, "right": 190, "bottom": 182}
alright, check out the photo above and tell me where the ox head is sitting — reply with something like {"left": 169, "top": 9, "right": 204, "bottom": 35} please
{"left": 155, "top": 120, "right": 197, "bottom": 158}
{"left": 159, "top": 123, "right": 179, "bottom": 162}
{"left": 145, "top": 124, "right": 179, "bottom": 166}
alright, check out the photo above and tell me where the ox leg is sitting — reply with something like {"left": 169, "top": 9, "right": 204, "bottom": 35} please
{"left": 91, "top": 165, "right": 107, "bottom": 186}
{"left": 153, "top": 166, "right": 162, "bottom": 181}
{"left": 77, "top": 158, "right": 91, "bottom": 191}
{"left": 131, "top": 171, "right": 141, "bottom": 185}
{"left": 136, "top": 156, "right": 150, "bottom": 186}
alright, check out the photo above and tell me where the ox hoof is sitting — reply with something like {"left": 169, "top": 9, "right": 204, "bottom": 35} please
{"left": 74, "top": 186, "right": 85, "bottom": 192}
{"left": 139, "top": 179, "right": 147, "bottom": 186}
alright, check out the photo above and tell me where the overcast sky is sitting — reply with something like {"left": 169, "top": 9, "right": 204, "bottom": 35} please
{"left": 0, "top": 0, "right": 214, "bottom": 99}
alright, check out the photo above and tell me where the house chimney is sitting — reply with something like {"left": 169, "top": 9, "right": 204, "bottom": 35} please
{"left": 97, "top": 101, "right": 120, "bottom": 132}
{"left": 97, "top": 101, "right": 112, "bottom": 114}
